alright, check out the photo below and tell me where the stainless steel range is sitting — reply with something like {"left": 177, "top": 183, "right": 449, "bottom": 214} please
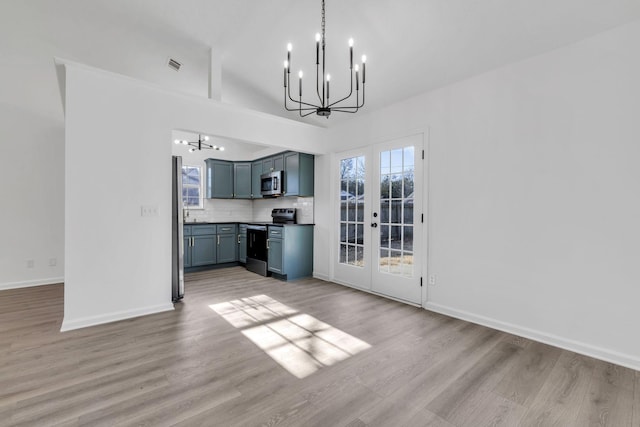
{"left": 245, "top": 209, "right": 296, "bottom": 276}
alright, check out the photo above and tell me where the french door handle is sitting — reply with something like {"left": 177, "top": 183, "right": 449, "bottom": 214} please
{"left": 267, "top": 239, "right": 270, "bottom": 249}
{"left": 371, "top": 223, "right": 378, "bottom": 228}
{"left": 237, "top": 235, "right": 241, "bottom": 244}
{"left": 217, "top": 235, "right": 220, "bottom": 245}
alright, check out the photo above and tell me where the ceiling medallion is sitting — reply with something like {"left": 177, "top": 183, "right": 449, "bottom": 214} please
{"left": 283, "top": 0, "right": 367, "bottom": 118}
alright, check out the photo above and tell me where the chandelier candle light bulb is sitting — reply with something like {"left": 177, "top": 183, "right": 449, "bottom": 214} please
{"left": 361, "top": 55, "right": 366, "bottom": 83}
{"left": 349, "top": 38, "right": 354, "bottom": 69}
{"left": 299, "top": 70, "right": 303, "bottom": 97}
{"left": 283, "top": 0, "right": 367, "bottom": 118}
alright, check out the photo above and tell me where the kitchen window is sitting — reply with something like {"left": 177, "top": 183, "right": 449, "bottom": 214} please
{"left": 182, "top": 165, "right": 203, "bottom": 209}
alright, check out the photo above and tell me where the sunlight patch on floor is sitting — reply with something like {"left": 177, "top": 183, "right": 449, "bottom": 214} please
{"left": 210, "top": 295, "right": 371, "bottom": 378}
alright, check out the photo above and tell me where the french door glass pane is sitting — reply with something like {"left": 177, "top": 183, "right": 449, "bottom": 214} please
{"left": 339, "top": 156, "right": 365, "bottom": 268}
{"left": 378, "top": 147, "right": 415, "bottom": 278}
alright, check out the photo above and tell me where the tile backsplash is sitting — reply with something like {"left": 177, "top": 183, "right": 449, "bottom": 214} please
{"left": 253, "top": 197, "right": 314, "bottom": 224}
{"left": 183, "top": 197, "right": 314, "bottom": 224}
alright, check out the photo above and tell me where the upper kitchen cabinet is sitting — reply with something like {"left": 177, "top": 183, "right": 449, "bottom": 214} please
{"left": 233, "top": 163, "right": 252, "bottom": 199}
{"left": 262, "top": 154, "right": 284, "bottom": 173}
{"left": 251, "top": 160, "right": 263, "bottom": 199}
{"left": 204, "top": 151, "right": 313, "bottom": 199}
{"left": 205, "top": 159, "right": 233, "bottom": 199}
{"left": 284, "top": 152, "right": 314, "bottom": 197}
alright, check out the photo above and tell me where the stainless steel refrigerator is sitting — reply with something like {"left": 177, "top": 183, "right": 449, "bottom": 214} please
{"left": 171, "top": 156, "right": 185, "bottom": 302}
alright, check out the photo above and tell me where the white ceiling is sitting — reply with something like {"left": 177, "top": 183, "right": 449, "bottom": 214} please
{"left": 4, "top": 0, "right": 640, "bottom": 128}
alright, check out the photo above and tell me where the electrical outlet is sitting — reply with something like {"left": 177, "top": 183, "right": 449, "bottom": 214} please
{"left": 26, "top": 259, "right": 35, "bottom": 269}
{"left": 49, "top": 258, "right": 57, "bottom": 267}
{"left": 429, "top": 275, "right": 437, "bottom": 285}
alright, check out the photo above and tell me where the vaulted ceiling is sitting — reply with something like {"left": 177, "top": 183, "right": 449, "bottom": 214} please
{"left": 3, "top": 0, "right": 640, "bottom": 128}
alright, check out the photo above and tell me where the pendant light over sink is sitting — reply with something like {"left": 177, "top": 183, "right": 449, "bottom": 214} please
{"left": 173, "top": 134, "right": 224, "bottom": 153}
{"left": 283, "top": 0, "right": 367, "bottom": 118}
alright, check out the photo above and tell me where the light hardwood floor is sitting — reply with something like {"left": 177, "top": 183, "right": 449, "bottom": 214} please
{"left": 1, "top": 267, "right": 638, "bottom": 426}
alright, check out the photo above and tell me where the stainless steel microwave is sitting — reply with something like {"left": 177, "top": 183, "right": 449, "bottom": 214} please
{"left": 260, "top": 170, "right": 284, "bottom": 196}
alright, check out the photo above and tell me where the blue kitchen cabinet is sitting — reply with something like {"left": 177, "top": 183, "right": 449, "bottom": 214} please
{"left": 238, "top": 224, "right": 248, "bottom": 263}
{"left": 283, "top": 152, "right": 314, "bottom": 197}
{"left": 183, "top": 237, "right": 192, "bottom": 267}
{"left": 262, "top": 154, "right": 284, "bottom": 173}
{"left": 189, "top": 224, "right": 217, "bottom": 267}
{"left": 191, "top": 235, "right": 217, "bottom": 266}
{"left": 205, "top": 159, "right": 234, "bottom": 198}
{"left": 216, "top": 224, "right": 238, "bottom": 263}
{"left": 234, "top": 163, "right": 252, "bottom": 199}
{"left": 267, "top": 236, "right": 284, "bottom": 274}
{"left": 267, "top": 225, "right": 314, "bottom": 280}
{"left": 251, "top": 160, "right": 263, "bottom": 199}
{"left": 184, "top": 224, "right": 217, "bottom": 269}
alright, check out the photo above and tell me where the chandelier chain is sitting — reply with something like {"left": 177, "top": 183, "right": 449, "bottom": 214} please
{"left": 321, "top": 0, "right": 325, "bottom": 46}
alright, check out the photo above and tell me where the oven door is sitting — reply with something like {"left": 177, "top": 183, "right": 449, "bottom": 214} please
{"left": 247, "top": 228, "right": 268, "bottom": 261}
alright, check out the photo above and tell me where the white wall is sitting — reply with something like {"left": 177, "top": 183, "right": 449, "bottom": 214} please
{"left": 0, "top": 1, "right": 212, "bottom": 290}
{"left": 60, "top": 60, "right": 325, "bottom": 331}
{"left": 320, "top": 20, "right": 640, "bottom": 369}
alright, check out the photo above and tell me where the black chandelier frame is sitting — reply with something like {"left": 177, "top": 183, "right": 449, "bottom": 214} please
{"left": 173, "top": 135, "right": 224, "bottom": 153}
{"left": 283, "top": 0, "right": 366, "bottom": 118}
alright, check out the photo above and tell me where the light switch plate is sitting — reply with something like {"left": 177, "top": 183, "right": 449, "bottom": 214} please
{"left": 141, "top": 205, "right": 159, "bottom": 217}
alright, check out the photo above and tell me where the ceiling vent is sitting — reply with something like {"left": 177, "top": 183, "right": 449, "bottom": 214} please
{"left": 167, "top": 58, "right": 182, "bottom": 72}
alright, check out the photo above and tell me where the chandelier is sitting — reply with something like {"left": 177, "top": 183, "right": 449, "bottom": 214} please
{"left": 283, "top": 0, "right": 366, "bottom": 118}
{"left": 173, "top": 135, "right": 224, "bottom": 153}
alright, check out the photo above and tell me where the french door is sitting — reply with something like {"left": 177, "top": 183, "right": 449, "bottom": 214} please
{"left": 334, "top": 134, "right": 424, "bottom": 305}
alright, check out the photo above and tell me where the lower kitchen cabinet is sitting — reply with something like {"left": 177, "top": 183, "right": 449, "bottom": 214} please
{"left": 184, "top": 224, "right": 238, "bottom": 271}
{"left": 267, "top": 237, "right": 284, "bottom": 274}
{"left": 183, "top": 236, "right": 192, "bottom": 267}
{"left": 217, "top": 224, "right": 238, "bottom": 263}
{"left": 238, "top": 224, "right": 247, "bottom": 263}
{"left": 191, "top": 235, "right": 217, "bottom": 266}
{"left": 184, "top": 224, "right": 217, "bottom": 268}
{"left": 267, "top": 225, "right": 313, "bottom": 280}
{"left": 183, "top": 223, "right": 313, "bottom": 278}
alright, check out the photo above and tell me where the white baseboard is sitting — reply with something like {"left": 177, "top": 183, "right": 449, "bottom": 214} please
{"left": 312, "top": 272, "right": 330, "bottom": 281}
{"left": 0, "top": 277, "right": 64, "bottom": 291}
{"left": 329, "top": 277, "right": 421, "bottom": 307}
{"left": 60, "top": 303, "right": 175, "bottom": 332}
{"left": 424, "top": 302, "right": 640, "bottom": 372}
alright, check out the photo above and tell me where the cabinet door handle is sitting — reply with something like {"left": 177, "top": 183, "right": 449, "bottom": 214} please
{"left": 237, "top": 235, "right": 241, "bottom": 244}
{"left": 267, "top": 239, "right": 270, "bottom": 249}
{"left": 217, "top": 235, "right": 220, "bottom": 245}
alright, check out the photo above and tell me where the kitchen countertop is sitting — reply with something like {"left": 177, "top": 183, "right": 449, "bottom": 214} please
{"left": 184, "top": 222, "right": 314, "bottom": 226}
{"left": 183, "top": 221, "right": 237, "bottom": 225}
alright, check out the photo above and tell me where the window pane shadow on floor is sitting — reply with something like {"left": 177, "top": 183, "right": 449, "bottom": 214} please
{"left": 210, "top": 295, "right": 371, "bottom": 379}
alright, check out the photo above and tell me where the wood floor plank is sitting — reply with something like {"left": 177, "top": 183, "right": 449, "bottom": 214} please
{"left": 572, "top": 361, "right": 634, "bottom": 426}
{"left": 0, "top": 267, "right": 637, "bottom": 426}
{"left": 634, "top": 371, "right": 640, "bottom": 427}
{"left": 493, "top": 340, "right": 563, "bottom": 406}
{"left": 518, "top": 352, "right": 597, "bottom": 426}
{"left": 425, "top": 341, "right": 523, "bottom": 425}
{"left": 358, "top": 397, "right": 454, "bottom": 427}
